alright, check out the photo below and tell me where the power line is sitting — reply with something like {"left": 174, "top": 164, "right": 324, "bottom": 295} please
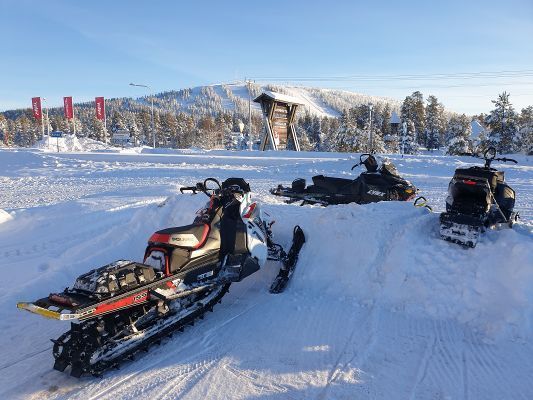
{"left": 339, "top": 81, "right": 533, "bottom": 90}
{"left": 250, "top": 69, "right": 533, "bottom": 83}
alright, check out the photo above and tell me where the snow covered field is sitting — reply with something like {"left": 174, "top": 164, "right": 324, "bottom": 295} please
{"left": 0, "top": 147, "right": 532, "bottom": 399}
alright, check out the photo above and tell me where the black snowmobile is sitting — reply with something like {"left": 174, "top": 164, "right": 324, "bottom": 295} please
{"left": 17, "top": 177, "right": 305, "bottom": 377}
{"left": 440, "top": 147, "right": 518, "bottom": 247}
{"left": 270, "top": 153, "right": 417, "bottom": 206}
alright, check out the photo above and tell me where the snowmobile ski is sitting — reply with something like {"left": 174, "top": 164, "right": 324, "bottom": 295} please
{"left": 269, "top": 225, "right": 306, "bottom": 293}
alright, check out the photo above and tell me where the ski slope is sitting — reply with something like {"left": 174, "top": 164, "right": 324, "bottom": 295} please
{"left": 0, "top": 147, "right": 532, "bottom": 400}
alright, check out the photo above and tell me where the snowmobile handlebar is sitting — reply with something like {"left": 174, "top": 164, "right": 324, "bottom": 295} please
{"left": 460, "top": 147, "right": 518, "bottom": 167}
{"left": 493, "top": 156, "right": 518, "bottom": 164}
{"left": 180, "top": 178, "right": 245, "bottom": 199}
{"left": 180, "top": 178, "right": 222, "bottom": 197}
{"left": 179, "top": 184, "right": 203, "bottom": 194}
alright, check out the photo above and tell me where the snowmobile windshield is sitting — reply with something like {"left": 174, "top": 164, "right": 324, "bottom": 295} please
{"left": 381, "top": 161, "right": 401, "bottom": 177}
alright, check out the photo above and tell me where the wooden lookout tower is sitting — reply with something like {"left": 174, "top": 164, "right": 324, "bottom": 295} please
{"left": 253, "top": 91, "right": 304, "bottom": 151}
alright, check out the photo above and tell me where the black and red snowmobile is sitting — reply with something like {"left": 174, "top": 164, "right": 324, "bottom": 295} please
{"left": 270, "top": 153, "right": 417, "bottom": 206}
{"left": 17, "top": 177, "right": 305, "bottom": 377}
{"left": 440, "top": 147, "right": 518, "bottom": 247}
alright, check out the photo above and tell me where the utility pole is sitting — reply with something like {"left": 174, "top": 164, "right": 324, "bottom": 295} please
{"left": 40, "top": 103, "right": 45, "bottom": 140}
{"left": 368, "top": 103, "right": 374, "bottom": 152}
{"left": 246, "top": 79, "right": 253, "bottom": 151}
{"left": 130, "top": 83, "right": 155, "bottom": 148}
{"left": 72, "top": 104, "right": 76, "bottom": 137}
{"left": 402, "top": 121, "right": 407, "bottom": 156}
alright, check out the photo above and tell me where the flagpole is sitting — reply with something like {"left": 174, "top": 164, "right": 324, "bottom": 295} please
{"left": 104, "top": 98, "right": 107, "bottom": 144}
{"left": 40, "top": 98, "right": 45, "bottom": 140}
{"left": 72, "top": 102, "right": 76, "bottom": 136}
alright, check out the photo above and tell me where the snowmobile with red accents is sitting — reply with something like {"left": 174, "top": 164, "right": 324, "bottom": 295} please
{"left": 17, "top": 177, "right": 305, "bottom": 377}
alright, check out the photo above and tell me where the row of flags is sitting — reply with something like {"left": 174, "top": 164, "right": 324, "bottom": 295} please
{"left": 31, "top": 96, "right": 106, "bottom": 121}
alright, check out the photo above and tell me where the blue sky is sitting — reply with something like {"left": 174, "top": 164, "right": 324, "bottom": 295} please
{"left": 1, "top": 0, "right": 532, "bottom": 114}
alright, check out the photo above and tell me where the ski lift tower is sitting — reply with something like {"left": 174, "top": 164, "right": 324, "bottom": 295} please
{"left": 253, "top": 91, "right": 304, "bottom": 151}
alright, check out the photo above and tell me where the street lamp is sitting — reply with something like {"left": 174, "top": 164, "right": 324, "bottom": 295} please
{"left": 42, "top": 97, "right": 50, "bottom": 151}
{"left": 129, "top": 82, "right": 155, "bottom": 148}
{"left": 42, "top": 97, "right": 50, "bottom": 136}
{"left": 368, "top": 103, "right": 374, "bottom": 152}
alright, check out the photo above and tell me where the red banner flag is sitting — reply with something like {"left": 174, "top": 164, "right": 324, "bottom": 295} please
{"left": 31, "top": 97, "right": 42, "bottom": 120}
{"left": 95, "top": 97, "right": 105, "bottom": 120}
{"left": 63, "top": 96, "right": 73, "bottom": 119}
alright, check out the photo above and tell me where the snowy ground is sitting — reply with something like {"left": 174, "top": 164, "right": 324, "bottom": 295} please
{"left": 0, "top": 147, "right": 531, "bottom": 400}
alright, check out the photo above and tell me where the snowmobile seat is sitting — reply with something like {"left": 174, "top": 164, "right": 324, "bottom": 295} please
{"left": 291, "top": 178, "right": 306, "bottom": 193}
{"left": 150, "top": 224, "right": 210, "bottom": 249}
{"left": 454, "top": 167, "right": 503, "bottom": 191}
{"left": 360, "top": 172, "right": 385, "bottom": 185}
{"left": 449, "top": 179, "right": 491, "bottom": 215}
{"left": 380, "top": 161, "right": 402, "bottom": 178}
{"left": 311, "top": 175, "right": 354, "bottom": 194}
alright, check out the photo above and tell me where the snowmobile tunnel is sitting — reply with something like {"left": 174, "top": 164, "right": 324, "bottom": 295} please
{"left": 253, "top": 91, "right": 305, "bottom": 151}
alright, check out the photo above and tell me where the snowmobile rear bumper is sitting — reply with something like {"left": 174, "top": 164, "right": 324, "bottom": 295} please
{"left": 17, "top": 302, "right": 79, "bottom": 320}
{"left": 440, "top": 212, "right": 484, "bottom": 248}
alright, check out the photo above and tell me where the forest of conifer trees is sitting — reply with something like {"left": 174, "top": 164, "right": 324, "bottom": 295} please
{"left": 1, "top": 83, "right": 531, "bottom": 154}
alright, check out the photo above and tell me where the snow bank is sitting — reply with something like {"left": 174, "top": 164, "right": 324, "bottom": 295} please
{"left": 35, "top": 135, "right": 115, "bottom": 152}
{"left": 273, "top": 201, "right": 533, "bottom": 341}
{"left": 0, "top": 209, "right": 13, "bottom": 224}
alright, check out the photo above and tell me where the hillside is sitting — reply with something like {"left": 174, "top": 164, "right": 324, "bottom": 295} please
{"left": 2, "top": 82, "right": 400, "bottom": 120}
{"left": 148, "top": 82, "right": 401, "bottom": 118}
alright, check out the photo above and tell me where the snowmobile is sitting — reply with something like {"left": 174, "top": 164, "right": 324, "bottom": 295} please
{"left": 440, "top": 147, "right": 518, "bottom": 248}
{"left": 17, "top": 177, "right": 305, "bottom": 377}
{"left": 270, "top": 153, "right": 417, "bottom": 206}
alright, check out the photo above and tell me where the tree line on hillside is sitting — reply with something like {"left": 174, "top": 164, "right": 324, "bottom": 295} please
{"left": 0, "top": 88, "right": 531, "bottom": 155}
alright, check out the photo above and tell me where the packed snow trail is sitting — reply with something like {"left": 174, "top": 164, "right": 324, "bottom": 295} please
{"left": 0, "top": 148, "right": 532, "bottom": 399}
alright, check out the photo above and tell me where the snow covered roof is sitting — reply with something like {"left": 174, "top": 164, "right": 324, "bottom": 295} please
{"left": 390, "top": 111, "right": 400, "bottom": 124}
{"left": 253, "top": 91, "right": 305, "bottom": 106}
{"left": 470, "top": 120, "right": 485, "bottom": 139}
